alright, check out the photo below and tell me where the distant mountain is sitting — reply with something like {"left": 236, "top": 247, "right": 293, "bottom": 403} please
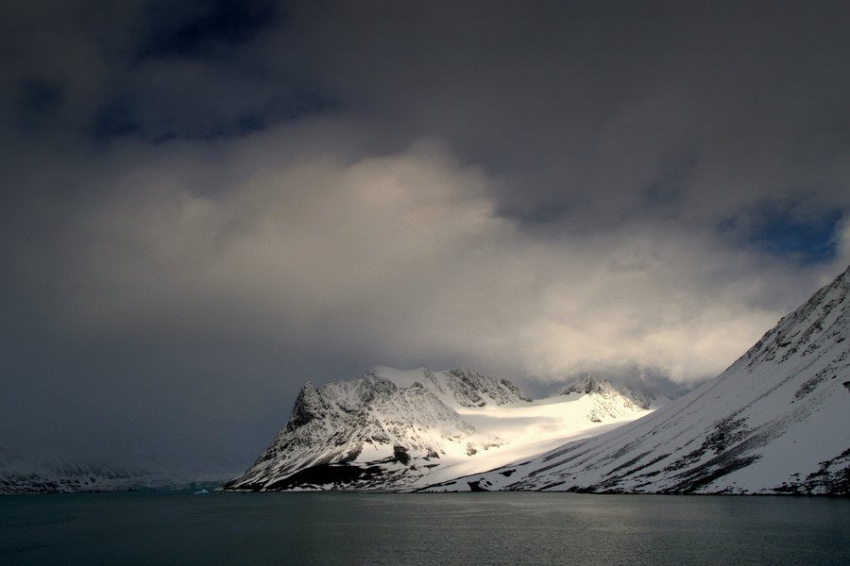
{"left": 553, "top": 374, "right": 657, "bottom": 420}
{"left": 0, "top": 448, "right": 227, "bottom": 494}
{"left": 550, "top": 365, "right": 693, "bottom": 403}
{"left": 426, "top": 265, "right": 850, "bottom": 495}
{"left": 224, "top": 367, "right": 665, "bottom": 491}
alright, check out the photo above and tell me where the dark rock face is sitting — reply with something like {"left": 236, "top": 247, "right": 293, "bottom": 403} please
{"left": 443, "top": 368, "right": 532, "bottom": 407}
{"left": 393, "top": 445, "right": 411, "bottom": 465}
{"left": 468, "top": 478, "right": 492, "bottom": 491}
{"left": 286, "top": 382, "right": 323, "bottom": 430}
{"left": 263, "top": 464, "right": 385, "bottom": 491}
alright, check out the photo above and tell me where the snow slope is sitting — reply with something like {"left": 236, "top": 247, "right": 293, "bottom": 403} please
{"left": 427, "top": 265, "right": 850, "bottom": 495}
{"left": 224, "top": 368, "right": 662, "bottom": 491}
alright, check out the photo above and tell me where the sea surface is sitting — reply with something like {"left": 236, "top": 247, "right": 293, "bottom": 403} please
{"left": 1, "top": 492, "right": 848, "bottom": 565}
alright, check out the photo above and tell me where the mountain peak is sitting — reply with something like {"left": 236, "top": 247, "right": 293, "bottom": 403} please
{"left": 557, "top": 374, "right": 614, "bottom": 395}
{"left": 555, "top": 374, "right": 658, "bottom": 411}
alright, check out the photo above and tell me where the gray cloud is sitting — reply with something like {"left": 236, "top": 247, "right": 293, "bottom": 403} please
{"left": 1, "top": 0, "right": 849, "bottom": 470}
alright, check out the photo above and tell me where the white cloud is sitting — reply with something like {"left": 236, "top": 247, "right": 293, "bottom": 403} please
{"left": 59, "top": 136, "right": 830, "bottom": 384}
{"left": 835, "top": 217, "right": 850, "bottom": 273}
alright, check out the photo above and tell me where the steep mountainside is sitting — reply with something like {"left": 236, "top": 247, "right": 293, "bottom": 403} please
{"left": 427, "top": 265, "right": 850, "bottom": 495}
{"left": 224, "top": 367, "right": 662, "bottom": 491}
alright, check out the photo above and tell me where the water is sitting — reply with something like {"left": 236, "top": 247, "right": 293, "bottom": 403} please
{"left": 1, "top": 492, "right": 848, "bottom": 565}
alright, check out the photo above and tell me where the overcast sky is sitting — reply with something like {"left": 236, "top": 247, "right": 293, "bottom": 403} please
{"left": 2, "top": 0, "right": 849, "bottom": 472}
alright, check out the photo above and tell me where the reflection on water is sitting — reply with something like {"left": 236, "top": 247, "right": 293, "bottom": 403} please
{"left": 1, "top": 492, "right": 848, "bottom": 565}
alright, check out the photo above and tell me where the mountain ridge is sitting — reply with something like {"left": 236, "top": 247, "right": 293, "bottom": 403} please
{"left": 224, "top": 366, "right": 661, "bottom": 491}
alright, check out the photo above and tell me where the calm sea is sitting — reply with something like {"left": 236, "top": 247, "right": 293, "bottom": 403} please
{"left": 1, "top": 492, "right": 848, "bottom": 565}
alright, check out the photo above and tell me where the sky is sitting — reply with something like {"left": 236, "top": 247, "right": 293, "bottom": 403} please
{"left": 1, "top": 0, "right": 850, "bottom": 473}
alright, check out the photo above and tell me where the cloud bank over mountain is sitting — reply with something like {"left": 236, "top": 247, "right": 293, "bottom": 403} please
{"left": 1, "top": 0, "right": 849, "bottom": 468}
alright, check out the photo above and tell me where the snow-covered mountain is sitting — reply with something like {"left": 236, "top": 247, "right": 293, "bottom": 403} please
{"left": 553, "top": 374, "right": 657, "bottom": 421}
{"left": 0, "top": 448, "right": 228, "bottom": 494}
{"left": 427, "top": 265, "right": 850, "bottom": 495}
{"left": 224, "top": 367, "right": 665, "bottom": 491}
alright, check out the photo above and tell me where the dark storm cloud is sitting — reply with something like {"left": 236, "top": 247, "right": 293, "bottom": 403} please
{"left": 293, "top": 0, "right": 850, "bottom": 235}
{"left": 136, "top": 0, "right": 280, "bottom": 59}
{"left": 1, "top": 0, "right": 849, "bottom": 471}
{"left": 0, "top": 0, "right": 331, "bottom": 146}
